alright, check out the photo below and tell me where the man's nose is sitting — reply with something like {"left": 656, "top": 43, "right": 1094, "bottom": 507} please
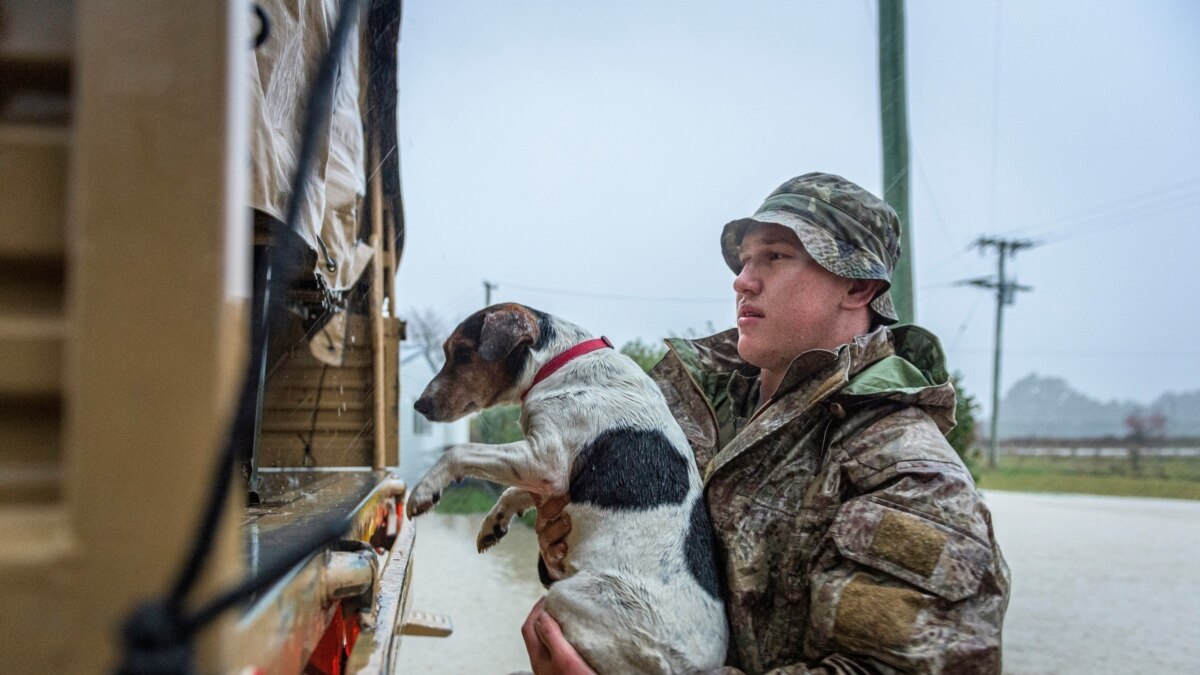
{"left": 733, "top": 265, "right": 760, "bottom": 296}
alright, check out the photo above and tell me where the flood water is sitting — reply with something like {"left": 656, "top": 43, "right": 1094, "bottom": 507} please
{"left": 985, "top": 490, "right": 1200, "bottom": 674}
{"left": 393, "top": 514, "right": 545, "bottom": 674}
{"left": 393, "top": 492, "right": 1200, "bottom": 674}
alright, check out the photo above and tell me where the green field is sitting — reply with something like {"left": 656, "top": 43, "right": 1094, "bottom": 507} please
{"left": 977, "top": 454, "right": 1200, "bottom": 500}
{"left": 430, "top": 456, "right": 1200, "bottom": 507}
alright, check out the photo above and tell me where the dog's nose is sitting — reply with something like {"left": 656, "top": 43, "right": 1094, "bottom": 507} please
{"left": 414, "top": 396, "right": 434, "bottom": 417}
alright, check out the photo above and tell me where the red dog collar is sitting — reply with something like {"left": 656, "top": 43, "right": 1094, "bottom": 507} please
{"left": 521, "top": 336, "right": 614, "bottom": 402}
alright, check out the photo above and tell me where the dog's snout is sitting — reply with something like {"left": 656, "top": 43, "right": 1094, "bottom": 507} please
{"left": 414, "top": 396, "right": 434, "bottom": 417}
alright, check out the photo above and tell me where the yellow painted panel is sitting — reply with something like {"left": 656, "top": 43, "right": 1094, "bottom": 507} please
{"left": 0, "top": 140, "right": 67, "bottom": 259}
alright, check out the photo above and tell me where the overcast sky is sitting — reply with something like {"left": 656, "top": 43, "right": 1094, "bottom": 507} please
{"left": 393, "top": 0, "right": 1200, "bottom": 415}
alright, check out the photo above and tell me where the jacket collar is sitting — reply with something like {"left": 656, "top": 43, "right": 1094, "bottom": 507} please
{"left": 662, "top": 325, "right": 956, "bottom": 483}
{"left": 664, "top": 326, "right": 896, "bottom": 404}
{"left": 701, "top": 329, "right": 894, "bottom": 482}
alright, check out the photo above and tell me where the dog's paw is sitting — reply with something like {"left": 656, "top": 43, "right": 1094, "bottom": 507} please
{"left": 475, "top": 509, "right": 511, "bottom": 553}
{"left": 405, "top": 486, "right": 441, "bottom": 519}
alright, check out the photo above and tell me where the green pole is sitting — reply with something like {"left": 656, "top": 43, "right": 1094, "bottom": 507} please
{"left": 879, "top": 0, "right": 915, "bottom": 324}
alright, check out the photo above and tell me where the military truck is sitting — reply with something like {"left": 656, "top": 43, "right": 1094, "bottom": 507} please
{"left": 0, "top": 1, "right": 444, "bottom": 672}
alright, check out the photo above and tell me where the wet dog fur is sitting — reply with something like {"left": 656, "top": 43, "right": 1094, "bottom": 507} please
{"left": 408, "top": 303, "right": 728, "bottom": 674}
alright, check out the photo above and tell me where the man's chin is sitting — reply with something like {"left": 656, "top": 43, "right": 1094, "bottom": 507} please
{"left": 736, "top": 335, "right": 768, "bottom": 368}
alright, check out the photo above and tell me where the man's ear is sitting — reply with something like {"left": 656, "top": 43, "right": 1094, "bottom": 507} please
{"left": 479, "top": 307, "right": 539, "bottom": 362}
{"left": 842, "top": 279, "right": 885, "bottom": 311}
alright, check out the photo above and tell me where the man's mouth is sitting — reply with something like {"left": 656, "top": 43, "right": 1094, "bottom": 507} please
{"left": 738, "top": 305, "right": 765, "bottom": 319}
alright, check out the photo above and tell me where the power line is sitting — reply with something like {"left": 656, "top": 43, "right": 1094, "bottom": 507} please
{"left": 494, "top": 280, "right": 730, "bottom": 304}
{"left": 947, "top": 292, "right": 986, "bottom": 361}
{"left": 862, "top": 0, "right": 877, "bottom": 35}
{"left": 924, "top": 243, "right": 978, "bottom": 275}
{"left": 1037, "top": 193, "right": 1200, "bottom": 245}
{"left": 913, "top": 148, "right": 988, "bottom": 276}
{"left": 437, "top": 285, "right": 481, "bottom": 313}
{"left": 921, "top": 188, "right": 1197, "bottom": 281}
{"left": 997, "top": 178, "right": 1200, "bottom": 239}
{"left": 954, "top": 348, "right": 1200, "bottom": 359}
{"left": 987, "top": 0, "right": 1004, "bottom": 235}
{"left": 914, "top": 151, "right": 968, "bottom": 262}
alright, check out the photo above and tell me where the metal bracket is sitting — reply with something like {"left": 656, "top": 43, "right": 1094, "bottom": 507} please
{"left": 323, "top": 544, "right": 378, "bottom": 604}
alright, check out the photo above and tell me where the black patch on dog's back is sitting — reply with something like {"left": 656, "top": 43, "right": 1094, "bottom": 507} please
{"left": 684, "top": 497, "right": 722, "bottom": 599}
{"left": 569, "top": 427, "right": 688, "bottom": 509}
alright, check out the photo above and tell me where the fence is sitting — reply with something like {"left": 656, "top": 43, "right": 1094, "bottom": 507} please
{"left": 998, "top": 437, "right": 1200, "bottom": 478}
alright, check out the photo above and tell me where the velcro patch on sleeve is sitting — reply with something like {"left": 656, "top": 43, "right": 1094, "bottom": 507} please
{"left": 831, "top": 497, "right": 991, "bottom": 601}
{"left": 833, "top": 574, "right": 923, "bottom": 649}
{"left": 868, "top": 510, "right": 947, "bottom": 578}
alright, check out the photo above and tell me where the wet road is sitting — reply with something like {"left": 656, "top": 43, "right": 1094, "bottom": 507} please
{"left": 393, "top": 492, "right": 1200, "bottom": 674}
{"left": 985, "top": 490, "right": 1200, "bottom": 674}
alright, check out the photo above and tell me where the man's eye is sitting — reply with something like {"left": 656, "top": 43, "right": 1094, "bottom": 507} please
{"left": 768, "top": 252, "right": 786, "bottom": 261}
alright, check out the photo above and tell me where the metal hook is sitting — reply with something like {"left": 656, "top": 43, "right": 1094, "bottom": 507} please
{"left": 315, "top": 235, "right": 338, "bottom": 273}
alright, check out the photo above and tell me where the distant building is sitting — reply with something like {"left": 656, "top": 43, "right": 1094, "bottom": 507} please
{"left": 398, "top": 345, "right": 471, "bottom": 487}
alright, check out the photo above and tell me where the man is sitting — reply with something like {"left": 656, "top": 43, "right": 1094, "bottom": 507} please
{"left": 523, "top": 173, "right": 1010, "bottom": 674}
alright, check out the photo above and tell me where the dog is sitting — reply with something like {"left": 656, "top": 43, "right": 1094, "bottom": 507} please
{"left": 407, "top": 303, "right": 728, "bottom": 674}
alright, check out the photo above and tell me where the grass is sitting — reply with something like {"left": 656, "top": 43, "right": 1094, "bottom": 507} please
{"left": 977, "top": 455, "right": 1200, "bottom": 501}
{"left": 431, "top": 457, "right": 1200, "bottom": 510}
{"left": 433, "top": 480, "right": 538, "bottom": 528}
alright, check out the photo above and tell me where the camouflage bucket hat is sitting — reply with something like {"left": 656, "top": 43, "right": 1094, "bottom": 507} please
{"left": 721, "top": 172, "right": 902, "bottom": 324}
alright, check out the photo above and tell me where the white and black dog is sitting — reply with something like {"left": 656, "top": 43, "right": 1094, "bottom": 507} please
{"left": 407, "top": 303, "right": 728, "bottom": 674}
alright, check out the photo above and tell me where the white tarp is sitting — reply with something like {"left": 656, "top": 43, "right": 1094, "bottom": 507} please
{"left": 248, "top": 0, "right": 373, "bottom": 292}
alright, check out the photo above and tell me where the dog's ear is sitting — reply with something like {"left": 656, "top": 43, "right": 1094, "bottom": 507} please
{"left": 479, "top": 307, "right": 539, "bottom": 362}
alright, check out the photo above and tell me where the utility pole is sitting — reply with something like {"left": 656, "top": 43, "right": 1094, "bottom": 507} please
{"left": 483, "top": 280, "right": 498, "bottom": 306}
{"left": 958, "top": 237, "right": 1036, "bottom": 468}
{"left": 879, "top": 0, "right": 914, "bottom": 323}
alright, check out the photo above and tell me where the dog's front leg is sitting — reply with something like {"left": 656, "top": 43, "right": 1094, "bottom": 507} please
{"left": 476, "top": 487, "right": 536, "bottom": 552}
{"left": 406, "top": 438, "right": 566, "bottom": 518}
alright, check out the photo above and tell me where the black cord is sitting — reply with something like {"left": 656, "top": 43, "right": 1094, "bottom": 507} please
{"left": 116, "top": 2, "right": 365, "bottom": 673}
{"left": 181, "top": 516, "right": 347, "bottom": 634}
{"left": 284, "top": 0, "right": 364, "bottom": 275}
{"left": 171, "top": 0, "right": 363, "bottom": 609}
{"left": 299, "top": 363, "right": 331, "bottom": 468}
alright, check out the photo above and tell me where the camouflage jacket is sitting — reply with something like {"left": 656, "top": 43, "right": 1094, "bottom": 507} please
{"left": 649, "top": 326, "right": 1010, "bottom": 674}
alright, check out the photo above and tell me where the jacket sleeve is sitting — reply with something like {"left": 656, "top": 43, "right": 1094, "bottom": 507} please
{"left": 772, "top": 407, "right": 1009, "bottom": 674}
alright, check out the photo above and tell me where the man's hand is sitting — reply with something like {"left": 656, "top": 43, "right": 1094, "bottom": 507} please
{"left": 535, "top": 494, "right": 572, "bottom": 580}
{"left": 521, "top": 598, "right": 596, "bottom": 675}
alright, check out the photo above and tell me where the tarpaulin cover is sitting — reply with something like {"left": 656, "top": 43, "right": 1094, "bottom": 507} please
{"left": 248, "top": 0, "right": 373, "bottom": 292}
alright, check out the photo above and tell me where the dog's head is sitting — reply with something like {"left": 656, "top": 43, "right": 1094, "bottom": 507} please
{"left": 414, "top": 303, "right": 546, "bottom": 421}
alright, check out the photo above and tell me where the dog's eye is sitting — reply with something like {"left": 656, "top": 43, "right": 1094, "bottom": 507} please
{"left": 453, "top": 346, "right": 472, "bottom": 364}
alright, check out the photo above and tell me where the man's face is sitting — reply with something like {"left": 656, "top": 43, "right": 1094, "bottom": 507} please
{"left": 734, "top": 223, "right": 851, "bottom": 373}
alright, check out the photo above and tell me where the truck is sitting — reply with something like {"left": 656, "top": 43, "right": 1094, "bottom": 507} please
{"left": 0, "top": 1, "right": 444, "bottom": 672}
